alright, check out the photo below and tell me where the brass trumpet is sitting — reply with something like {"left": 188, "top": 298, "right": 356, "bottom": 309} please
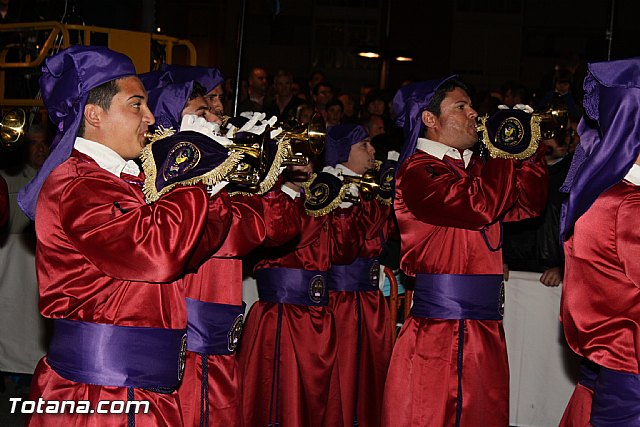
{"left": 279, "top": 112, "right": 326, "bottom": 165}
{"left": 536, "top": 93, "right": 568, "bottom": 139}
{"left": 225, "top": 129, "right": 271, "bottom": 191}
{"left": 1, "top": 109, "right": 27, "bottom": 149}
{"left": 341, "top": 169, "right": 380, "bottom": 203}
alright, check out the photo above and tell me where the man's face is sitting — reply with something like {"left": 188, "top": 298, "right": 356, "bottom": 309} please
{"left": 326, "top": 105, "right": 343, "bottom": 125}
{"left": 98, "top": 76, "right": 155, "bottom": 160}
{"left": 249, "top": 68, "right": 268, "bottom": 96}
{"left": 182, "top": 96, "right": 210, "bottom": 119}
{"left": 286, "top": 163, "right": 313, "bottom": 185}
{"left": 542, "top": 137, "right": 568, "bottom": 162}
{"left": 424, "top": 87, "right": 478, "bottom": 151}
{"left": 274, "top": 75, "right": 292, "bottom": 97}
{"left": 368, "top": 116, "right": 385, "bottom": 138}
{"left": 27, "top": 132, "right": 49, "bottom": 169}
{"left": 314, "top": 85, "right": 333, "bottom": 109}
{"left": 205, "top": 85, "right": 224, "bottom": 121}
{"left": 344, "top": 138, "right": 375, "bottom": 174}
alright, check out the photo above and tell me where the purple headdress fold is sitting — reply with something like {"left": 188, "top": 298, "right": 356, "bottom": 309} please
{"left": 393, "top": 76, "right": 456, "bottom": 168}
{"left": 324, "top": 124, "right": 368, "bottom": 167}
{"left": 140, "top": 66, "right": 225, "bottom": 131}
{"left": 159, "top": 64, "right": 224, "bottom": 93}
{"left": 18, "top": 45, "right": 137, "bottom": 220}
{"left": 560, "top": 57, "right": 640, "bottom": 240}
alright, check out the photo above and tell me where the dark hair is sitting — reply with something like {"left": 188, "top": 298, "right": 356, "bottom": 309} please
{"left": 325, "top": 97, "right": 344, "bottom": 111}
{"left": 189, "top": 81, "right": 207, "bottom": 100}
{"left": 78, "top": 79, "right": 121, "bottom": 137}
{"left": 426, "top": 78, "right": 472, "bottom": 117}
{"left": 312, "top": 82, "right": 333, "bottom": 96}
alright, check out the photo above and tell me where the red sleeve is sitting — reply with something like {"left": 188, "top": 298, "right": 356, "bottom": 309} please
{"left": 360, "top": 199, "right": 391, "bottom": 240}
{"left": 616, "top": 192, "right": 640, "bottom": 289}
{"left": 330, "top": 204, "right": 365, "bottom": 264}
{"left": 502, "top": 146, "right": 549, "bottom": 222}
{"left": 210, "top": 193, "right": 266, "bottom": 258}
{"left": 0, "top": 175, "right": 8, "bottom": 228}
{"left": 398, "top": 154, "right": 521, "bottom": 230}
{"left": 261, "top": 190, "right": 301, "bottom": 247}
{"left": 61, "top": 176, "right": 231, "bottom": 283}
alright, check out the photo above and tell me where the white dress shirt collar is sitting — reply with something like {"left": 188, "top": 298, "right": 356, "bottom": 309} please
{"left": 624, "top": 163, "right": 640, "bottom": 186}
{"left": 335, "top": 163, "right": 359, "bottom": 177}
{"left": 416, "top": 137, "right": 473, "bottom": 168}
{"left": 74, "top": 137, "right": 141, "bottom": 177}
{"left": 281, "top": 183, "right": 301, "bottom": 199}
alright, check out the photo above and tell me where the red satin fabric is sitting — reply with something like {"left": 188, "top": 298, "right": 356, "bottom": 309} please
{"left": 562, "top": 180, "right": 640, "bottom": 373}
{"left": 396, "top": 151, "right": 548, "bottom": 277}
{"left": 179, "top": 353, "right": 240, "bottom": 427}
{"left": 558, "top": 383, "right": 594, "bottom": 427}
{"left": 26, "top": 358, "right": 183, "bottom": 427}
{"left": 240, "top": 198, "right": 361, "bottom": 427}
{"left": 330, "top": 199, "right": 393, "bottom": 427}
{"left": 177, "top": 190, "right": 298, "bottom": 426}
{"left": 29, "top": 152, "right": 233, "bottom": 426}
{"left": 385, "top": 150, "right": 547, "bottom": 426}
{"left": 382, "top": 318, "right": 508, "bottom": 427}
{"left": 239, "top": 302, "right": 343, "bottom": 427}
{"left": 330, "top": 290, "right": 392, "bottom": 427}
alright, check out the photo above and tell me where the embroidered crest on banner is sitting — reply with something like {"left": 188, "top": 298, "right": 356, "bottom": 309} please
{"left": 163, "top": 142, "right": 201, "bottom": 181}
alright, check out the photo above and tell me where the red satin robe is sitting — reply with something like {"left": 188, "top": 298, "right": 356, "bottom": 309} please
{"left": 329, "top": 199, "right": 393, "bottom": 427}
{"left": 27, "top": 151, "right": 233, "bottom": 427}
{"left": 178, "top": 190, "right": 299, "bottom": 427}
{"left": 383, "top": 149, "right": 548, "bottom": 427}
{"left": 238, "top": 193, "right": 363, "bottom": 427}
{"left": 559, "top": 180, "right": 640, "bottom": 426}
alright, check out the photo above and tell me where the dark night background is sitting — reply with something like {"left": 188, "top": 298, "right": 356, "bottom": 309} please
{"left": 4, "top": 0, "right": 640, "bottom": 96}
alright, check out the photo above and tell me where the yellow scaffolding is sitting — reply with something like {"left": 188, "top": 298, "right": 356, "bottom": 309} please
{"left": 0, "top": 21, "right": 197, "bottom": 107}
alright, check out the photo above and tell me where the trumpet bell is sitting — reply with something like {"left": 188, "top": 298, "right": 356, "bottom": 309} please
{"left": 342, "top": 169, "right": 380, "bottom": 203}
{"left": 281, "top": 112, "right": 326, "bottom": 165}
{"left": 1, "top": 109, "right": 27, "bottom": 149}
{"left": 226, "top": 130, "right": 272, "bottom": 192}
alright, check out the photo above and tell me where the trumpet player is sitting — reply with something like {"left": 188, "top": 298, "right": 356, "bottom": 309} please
{"left": 141, "top": 67, "right": 299, "bottom": 427}
{"left": 382, "top": 77, "right": 548, "bottom": 427}
{"left": 239, "top": 156, "right": 367, "bottom": 427}
{"left": 20, "top": 46, "right": 239, "bottom": 427}
{"left": 323, "top": 123, "right": 395, "bottom": 427}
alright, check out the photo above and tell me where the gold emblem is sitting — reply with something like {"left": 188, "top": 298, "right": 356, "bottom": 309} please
{"left": 178, "top": 333, "right": 187, "bottom": 382}
{"left": 227, "top": 314, "right": 244, "bottom": 352}
{"left": 308, "top": 275, "right": 326, "bottom": 303}
{"left": 498, "top": 282, "right": 506, "bottom": 317}
{"left": 369, "top": 260, "right": 380, "bottom": 287}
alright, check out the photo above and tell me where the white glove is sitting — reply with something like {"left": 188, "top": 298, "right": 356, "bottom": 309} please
{"left": 207, "top": 180, "right": 229, "bottom": 196}
{"left": 180, "top": 114, "right": 220, "bottom": 139}
{"left": 322, "top": 166, "right": 358, "bottom": 208}
{"left": 497, "top": 104, "right": 534, "bottom": 113}
{"left": 387, "top": 150, "right": 400, "bottom": 161}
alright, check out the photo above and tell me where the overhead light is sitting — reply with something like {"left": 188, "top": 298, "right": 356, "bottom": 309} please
{"left": 358, "top": 51, "right": 381, "bottom": 59}
{"left": 395, "top": 55, "right": 414, "bottom": 62}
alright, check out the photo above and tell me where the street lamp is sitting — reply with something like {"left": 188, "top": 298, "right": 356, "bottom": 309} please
{"left": 354, "top": 46, "right": 414, "bottom": 89}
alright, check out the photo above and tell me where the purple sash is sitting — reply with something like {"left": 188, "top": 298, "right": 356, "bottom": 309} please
{"left": 411, "top": 274, "right": 504, "bottom": 320}
{"left": 47, "top": 319, "right": 187, "bottom": 389}
{"left": 327, "top": 257, "right": 381, "bottom": 292}
{"left": 256, "top": 268, "right": 328, "bottom": 306}
{"left": 186, "top": 298, "right": 245, "bottom": 355}
{"left": 591, "top": 367, "right": 640, "bottom": 426}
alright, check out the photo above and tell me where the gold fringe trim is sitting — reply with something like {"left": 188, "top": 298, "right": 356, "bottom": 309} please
{"left": 149, "top": 126, "right": 176, "bottom": 143}
{"left": 377, "top": 194, "right": 393, "bottom": 206}
{"left": 479, "top": 114, "right": 541, "bottom": 160}
{"left": 304, "top": 181, "right": 351, "bottom": 218}
{"left": 140, "top": 141, "right": 244, "bottom": 204}
{"left": 257, "top": 140, "right": 290, "bottom": 194}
